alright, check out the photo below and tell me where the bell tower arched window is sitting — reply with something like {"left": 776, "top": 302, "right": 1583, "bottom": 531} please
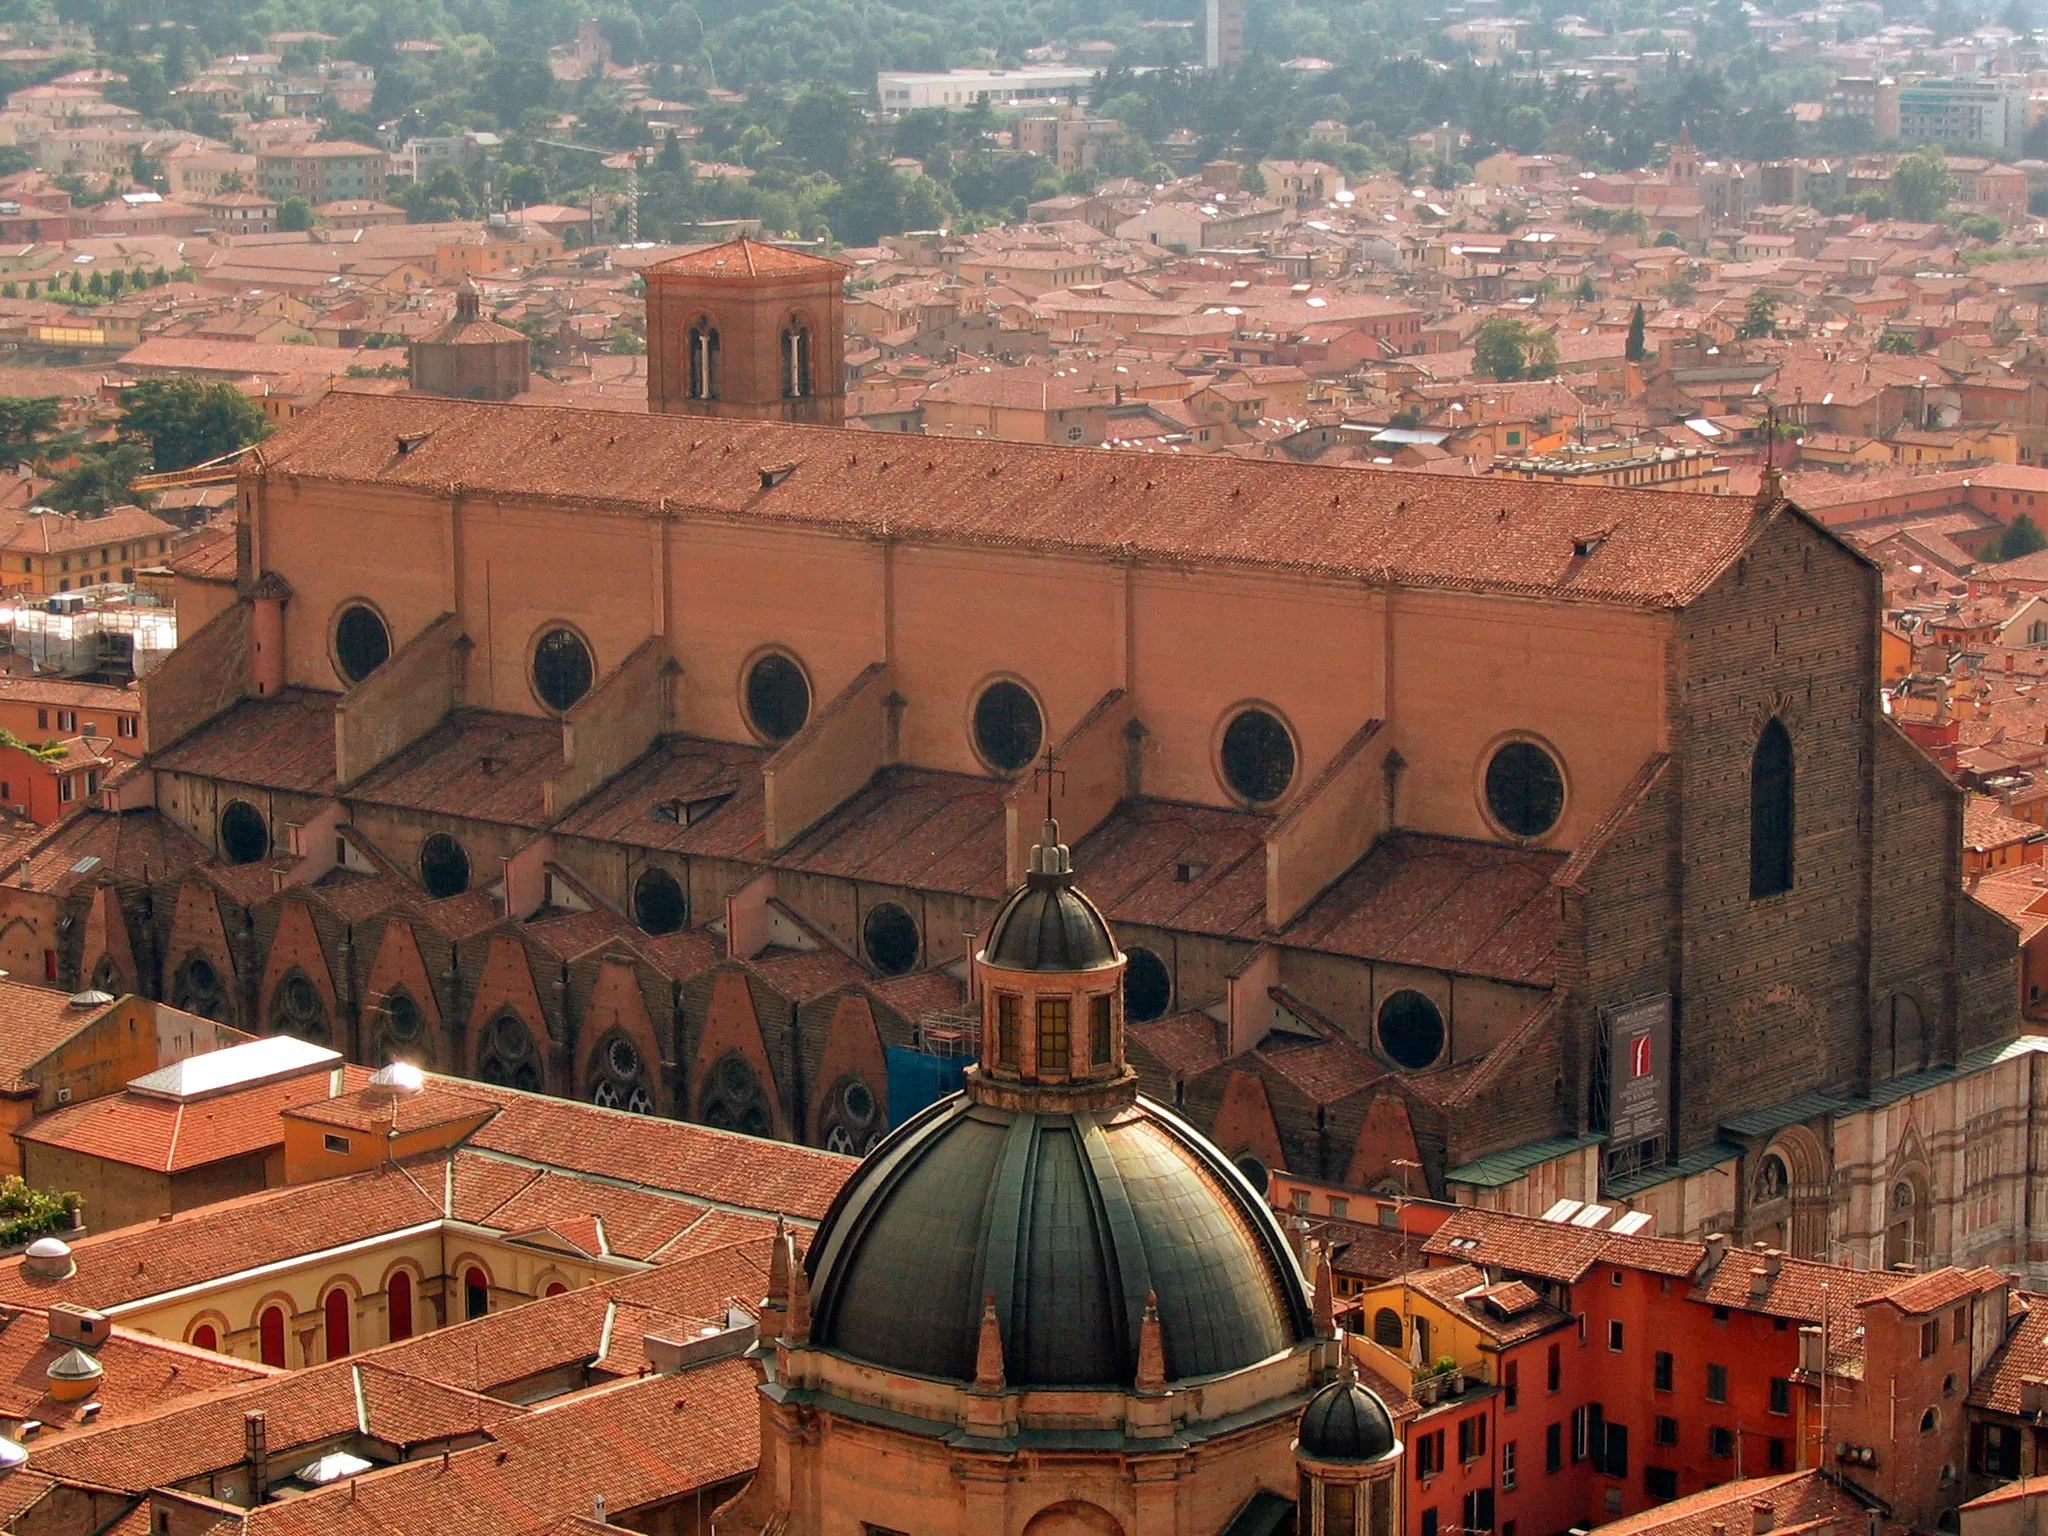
{"left": 781, "top": 320, "right": 812, "bottom": 398}
{"left": 688, "top": 320, "right": 719, "bottom": 400}
{"left": 1750, "top": 717, "right": 1794, "bottom": 899}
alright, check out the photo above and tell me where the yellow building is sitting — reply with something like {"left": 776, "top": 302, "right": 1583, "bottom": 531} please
{"left": 1, "top": 505, "right": 178, "bottom": 596}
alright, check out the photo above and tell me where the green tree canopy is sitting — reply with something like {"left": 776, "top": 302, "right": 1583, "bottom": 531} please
{"left": 1625, "top": 302, "right": 1646, "bottom": 362}
{"left": 277, "top": 196, "right": 313, "bottom": 232}
{"left": 116, "top": 377, "right": 269, "bottom": 473}
{"left": 1735, "top": 289, "right": 1779, "bottom": 340}
{"left": 1472, "top": 316, "right": 1559, "bottom": 381}
{"left": 2001, "top": 513, "right": 2048, "bottom": 561}
{"left": 1893, "top": 147, "right": 1958, "bottom": 223}
{"left": 783, "top": 83, "right": 867, "bottom": 180}
{"left": 1877, "top": 330, "right": 1921, "bottom": 354}
{"left": 45, "top": 443, "right": 149, "bottom": 515}
{"left": 0, "top": 396, "right": 62, "bottom": 469}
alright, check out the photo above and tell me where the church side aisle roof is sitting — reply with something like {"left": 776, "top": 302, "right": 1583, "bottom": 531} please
{"left": 257, "top": 394, "right": 1770, "bottom": 611}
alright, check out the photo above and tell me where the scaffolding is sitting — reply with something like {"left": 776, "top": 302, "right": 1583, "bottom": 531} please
{"left": 0, "top": 589, "right": 177, "bottom": 679}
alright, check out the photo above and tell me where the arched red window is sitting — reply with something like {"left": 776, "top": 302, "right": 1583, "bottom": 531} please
{"left": 545, "top": 1282, "right": 568, "bottom": 1298}
{"left": 259, "top": 1306, "right": 285, "bottom": 1368}
{"left": 324, "top": 1288, "right": 351, "bottom": 1361}
{"left": 388, "top": 1271, "right": 413, "bottom": 1341}
{"left": 464, "top": 1266, "right": 489, "bottom": 1320}
{"left": 190, "top": 1323, "right": 218, "bottom": 1352}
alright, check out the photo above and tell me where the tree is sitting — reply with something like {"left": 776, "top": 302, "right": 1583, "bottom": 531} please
{"left": 1893, "top": 147, "right": 1958, "bottom": 223}
{"left": 1239, "top": 162, "right": 1268, "bottom": 196}
{"left": 278, "top": 197, "right": 313, "bottom": 232}
{"left": 1576, "top": 275, "right": 1596, "bottom": 303}
{"left": 783, "top": 84, "right": 866, "bottom": 180}
{"left": 1626, "top": 302, "right": 1646, "bottom": 362}
{"left": 1736, "top": 290, "right": 1780, "bottom": 340}
{"left": 2001, "top": 513, "right": 2048, "bottom": 560}
{"left": 85, "top": 270, "right": 103, "bottom": 296}
{"left": 1955, "top": 212, "right": 2004, "bottom": 241}
{"left": 1503, "top": 105, "right": 1549, "bottom": 154}
{"left": 115, "top": 378, "right": 269, "bottom": 473}
{"left": 1473, "top": 317, "right": 1559, "bottom": 381}
{"left": 1877, "top": 330, "right": 1921, "bottom": 354}
{"left": 44, "top": 443, "right": 148, "bottom": 514}
{"left": 0, "top": 396, "right": 61, "bottom": 468}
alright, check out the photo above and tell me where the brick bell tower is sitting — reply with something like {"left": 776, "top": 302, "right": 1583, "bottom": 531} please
{"left": 643, "top": 236, "right": 846, "bottom": 426}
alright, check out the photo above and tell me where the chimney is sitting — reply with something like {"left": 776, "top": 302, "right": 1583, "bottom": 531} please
{"left": 245, "top": 1410, "right": 268, "bottom": 1502}
{"left": 1753, "top": 1503, "right": 1775, "bottom": 1536}
{"left": 1702, "top": 1232, "right": 1729, "bottom": 1274}
{"left": 1799, "top": 1324, "right": 1825, "bottom": 1374}
{"left": 2022, "top": 1375, "right": 2048, "bottom": 1416}
{"left": 1764, "top": 1249, "right": 1784, "bottom": 1278}
{"left": 45, "top": 1305, "right": 106, "bottom": 1349}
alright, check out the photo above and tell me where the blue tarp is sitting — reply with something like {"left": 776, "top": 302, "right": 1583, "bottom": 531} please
{"left": 886, "top": 1046, "right": 966, "bottom": 1128}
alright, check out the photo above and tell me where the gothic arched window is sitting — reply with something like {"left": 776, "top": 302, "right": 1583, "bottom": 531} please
{"left": 700, "top": 1051, "right": 772, "bottom": 1138}
{"left": 1749, "top": 717, "right": 1794, "bottom": 899}
{"left": 817, "top": 1074, "right": 883, "bottom": 1155}
{"left": 589, "top": 1032, "right": 655, "bottom": 1114}
{"left": 478, "top": 1011, "right": 543, "bottom": 1093}
{"left": 174, "top": 952, "right": 227, "bottom": 1021}
{"left": 269, "top": 970, "right": 328, "bottom": 1042}
{"left": 781, "top": 320, "right": 812, "bottom": 398}
{"left": 688, "top": 319, "right": 719, "bottom": 400}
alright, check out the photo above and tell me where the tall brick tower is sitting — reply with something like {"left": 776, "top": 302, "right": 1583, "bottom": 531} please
{"left": 643, "top": 236, "right": 846, "bottom": 426}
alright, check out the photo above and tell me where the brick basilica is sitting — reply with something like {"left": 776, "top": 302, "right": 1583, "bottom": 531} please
{"left": 3, "top": 237, "right": 2038, "bottom": 1276}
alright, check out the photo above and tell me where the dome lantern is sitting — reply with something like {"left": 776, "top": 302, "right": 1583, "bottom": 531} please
{"left": 973, "top": 818, "right": 1129, "bottom": 1096}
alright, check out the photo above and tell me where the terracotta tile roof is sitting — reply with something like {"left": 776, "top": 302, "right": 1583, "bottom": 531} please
{"left": 548, "top": 737, "right": 765, "bottom": 857}
{"left": 445, "top": 1082, "right": 852, "bottom": 1222}
{"left": 452, "top": 1159, "right": 711, "bottom": 1263}
{"left": 18, "top": 1064, "right": 373, "bottom": 1172}
{"left": 749, "top": 945, "right": 867, "bottom": 1003}
{"left": 149, "top": 688, "right": 337, "bottom": 795}
{"left": 770, "top": 766, "right": 1007, "bottom": 897}
{"left": 165, "top": 525, "right": 235, "bottom": 581}
{"left": 1401, "top": 1263, "right": 1573, "bottom": 1346}
{"left": 0, "top": 505, "right": 174, "bottom": 555}
{"left": 32, "top": 1357, "right": 526, "bottom": 1494}
{"left": 1872, "top": 1265, "right": 2006, "bottom": 1315}
{"left": 0, "top": 1158, "right": 448, "bottom": 1311}
{"left": 0, "top": 980, "right": 124, "bottom": 1094}
{"left": 1686, "top": 1247, "right": 1902, "bottom": 1324}
{"left": 1970, "top": 1291, "right": 2048, "bottom": 1413}
{"left": 867, "top": 968, "right": 964, "bottom": 1019}
{"left": 1128, "top": 1011, "right": 1226, "bottom": 1077}
{"left": 644, "top": 236, "right": 845, "bottom": 279}
{"left": 1425, "top": 1207, "right": 1708, "bottom": 1285}
{"left": 0, "top": 1309, "right": 271, "bottom": 1437}
{"left": 0, "top": 677, "right": 139, "bottom": 712}
{"left": 280, "top": 1082, "right": 496, "bottom": 1136}
{"left": 256, "top": 394, "right": 1770, "bottom": 611}
{"left": 238, "top": 1357, "right": 757, "bottom": 1536}
{"left": 1588, "top": 1471, "right": 1882, "bottom": 1536}
{"left": 6, "top": 809, "right": 209, "bottom": 901}
{"left": 346, "top": 710, "right": 562, "bottom": 828}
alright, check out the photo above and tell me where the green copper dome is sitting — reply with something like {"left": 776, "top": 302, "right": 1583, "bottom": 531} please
{"left": 804, "top": 1091, "right": 1315, "bottom": 1389}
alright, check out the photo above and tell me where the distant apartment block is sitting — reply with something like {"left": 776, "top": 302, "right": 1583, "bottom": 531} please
{"left": 1897, "top": 77, "right": 2029, "bottom": 151}
{"left": 874, "top": 67, "right": 1096, "bottom": 111}
{"left": 1205, "top": 0, "right": 1245, "bottom": 68}
{"left": 1825, "top": 74, "right": 1902, "bottom": 139}
{"left": 257, "top": 140, "right": 387, "bottom": 205}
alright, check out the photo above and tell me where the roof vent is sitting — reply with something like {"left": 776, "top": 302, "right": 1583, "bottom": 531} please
{"left": 395, "top": 430, "right": 433, "bottom": 456}
{"left": 45, "top": 1346, "right": 102, "bottom": 1400}
{"left": 65, "top": 990, "right": 111, "bottom": 1011}
{"left": 367, "top": 1061, "right": 425, "bottom": 1098}
{"left": 22, "top": 1238, "right": 73, "bottom": 1281}
{"left": 758, "top": 462, "right": 799, "bottom": 489}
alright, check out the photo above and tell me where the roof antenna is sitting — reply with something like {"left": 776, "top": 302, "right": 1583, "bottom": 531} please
{"left": 1756, "top": 399, "right": 1782, "bottom": 510}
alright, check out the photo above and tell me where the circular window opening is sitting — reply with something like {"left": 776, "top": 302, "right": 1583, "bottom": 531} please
{"left": 1485, "top": 739, "right": 1566, "bottom": 839}
{"left": 1235, "top": 1155, "right": 1270, "bottom": 1194}
{"left": 418, "top": 834, "right": 470, "bottom": 899}
{"left": 863, "top": 902, "right": 920, "bottom": 976}
{"left": 531, "top": 626, "right": 594, "bottom": 713}
{"left": 1378, "top": 989, "right": 1446, "bottom": 1071}
{"left": 972, "top": 680, "right": 1043, "bottom": 773}
{"left": 744, "top": 652, "right": 810, "bottom": 742}
{"left": 1124, "top": 946, "right": 1172, "bottom": 1022}
{"left": 633, "top": 867, "right": 686, "bottom": 935}
{"left": 606, "top": 1035, "right": 640, "bottom": 1080}
{"left": 283, "top": 974, "right": 320, "bottom": 1021}
{"left": 186, "top": 956, "right": 218, "bottom": 995}
{"left": 384, "top": 992, "right": 422, "bottom": 1041}
{"left": 218, "top": 800, "right": 268, "bottom": 865}
{"left": 333, "top": 603, "right": 390, "bottom": 685}
{"left": 1220, "top": 708, "right": 1295, "bottom": 804}
{"left": 843, "top": 1078, "right": 876, "bottom": 1124}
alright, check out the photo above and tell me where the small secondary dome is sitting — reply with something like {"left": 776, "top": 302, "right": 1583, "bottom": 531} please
{"left": 1298, "top": 1374, "right": 1399, "bottom": 1463}
{"left": 368, "top": 1061, "right": 426, "bottom": 1096}
{"left": 23, "top": 1237, "right": 73, "bottom": 1280}
{"left": 982, "top": 820, "right": 1119, "bottom": 972}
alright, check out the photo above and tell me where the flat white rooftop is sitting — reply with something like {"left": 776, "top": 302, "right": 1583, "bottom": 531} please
{"left": 128, "top": 1035, "right": 340, "bottom": 1102}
